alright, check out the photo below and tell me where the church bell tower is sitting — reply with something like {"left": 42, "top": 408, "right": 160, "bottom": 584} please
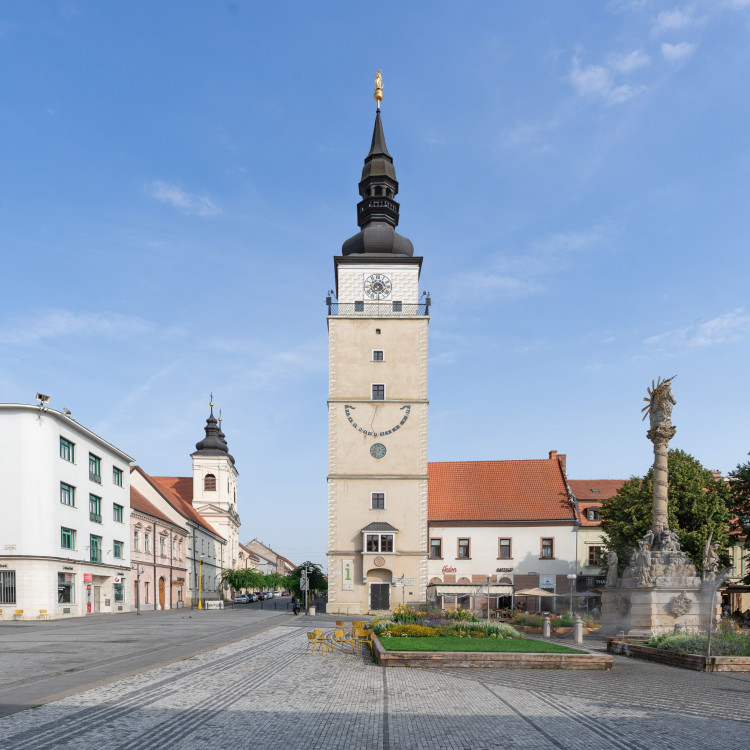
{"left": 326, "top": 73, "right": 429, "bottom": 614}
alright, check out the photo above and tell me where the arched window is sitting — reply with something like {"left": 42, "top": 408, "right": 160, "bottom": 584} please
{"left": 204, "top": 474, "right": 216, "bottom": 491}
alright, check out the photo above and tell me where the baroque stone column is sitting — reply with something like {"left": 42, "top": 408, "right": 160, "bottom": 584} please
{"left": 647, "top": 422, "right": 676, "bottom": 536}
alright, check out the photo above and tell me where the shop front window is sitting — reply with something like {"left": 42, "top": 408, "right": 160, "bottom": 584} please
{"left": 114, "top": 580, "right": 124, "bottom": 603}
{"left": 58, "top": 572, "right": 74, "bottom": 604}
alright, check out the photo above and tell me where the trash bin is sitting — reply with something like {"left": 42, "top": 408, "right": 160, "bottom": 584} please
{"left": 308, "top": 605, "right": 316, "bottom": 616}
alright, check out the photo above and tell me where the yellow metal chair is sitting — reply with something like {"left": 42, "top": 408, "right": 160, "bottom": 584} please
{"left": 306, "top": 631, "right": 330, "bottom": 655}
{"left": 353, "top": 628, "right": 373, "bottom": 655}
{"left": 38, "top": 610, "right": 51, "bottom": 621}
{"left": 331, "top": 628, "right": 359, "bottom": 654}
{"left": 12, "top": 610, "right": 23, "bottom": 621}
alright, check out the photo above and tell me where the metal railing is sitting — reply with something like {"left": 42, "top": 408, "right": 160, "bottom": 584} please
{"left": 327, "top": 301, "right": 430, "bottom": 317}
{"left": 89, "top": 472, "right": 101, "bottom": 484}
{"left": 89, "top": 512, "right": 102, "bottom": 523}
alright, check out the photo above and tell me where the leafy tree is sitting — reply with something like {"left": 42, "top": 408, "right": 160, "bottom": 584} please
{"left": 728, "top": 452, "right": 750, "bottom": 584}
{"left": 284, "top": 562, "right": 327, "bottom": 599}
{"left": 600, "top": 449, "right": 732, "bottom": 573}
{"left": 263, "top": 572, "right": 285, "bottom": 591}
{"left": 221, "top": 568, "right": 265, "bottom": 593}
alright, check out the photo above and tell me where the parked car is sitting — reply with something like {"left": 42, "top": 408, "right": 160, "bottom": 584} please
{"left": 248, "top": 593, "right": 258, "bottom": 602}
{"left": 234, "top": 594, "right": 250, "bottom": 604}
{"left": 255, "top": 592, "right": 264, "bottom": 601}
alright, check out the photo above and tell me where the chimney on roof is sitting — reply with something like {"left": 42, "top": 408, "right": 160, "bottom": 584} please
{"left": 549, "top": 450, "right": 566, "bottom": 475}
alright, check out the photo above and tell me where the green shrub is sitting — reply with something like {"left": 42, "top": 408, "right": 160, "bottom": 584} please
{"left": 444, "top": 606, "right": 478, "bottom": 622}
{"left": 647, "top": 630, "right": 750, "bottom": 657}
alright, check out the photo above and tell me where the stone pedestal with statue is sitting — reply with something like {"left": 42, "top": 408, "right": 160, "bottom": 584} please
{"left": 600, "top": 377, "right": 722, "bottom": 637}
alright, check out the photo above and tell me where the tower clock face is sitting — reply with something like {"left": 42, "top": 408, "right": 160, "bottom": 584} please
{"left": 364, "top": 274, "right": 392, "bottom": 300}
{"left": 370, "top": 443, "right": 387, "bottom": 459}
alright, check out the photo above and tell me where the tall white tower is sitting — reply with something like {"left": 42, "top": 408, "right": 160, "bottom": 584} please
{"left": 327, "top": 79, "right": 429, "bottom": 614}
{"left": 191, "top": 400, "right": 240, "bottom": 571}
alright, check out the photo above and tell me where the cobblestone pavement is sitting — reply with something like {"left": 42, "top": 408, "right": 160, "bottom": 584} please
{"left": 0, "top": 619, "right": 748, "bottom": 750}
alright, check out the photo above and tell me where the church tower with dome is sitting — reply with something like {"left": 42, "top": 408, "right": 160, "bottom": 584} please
{"left": 326, "top": 74, "right": 429, "bottom": 614}
{"left": 191, "top": 398, "right": 241, "bottom": 572}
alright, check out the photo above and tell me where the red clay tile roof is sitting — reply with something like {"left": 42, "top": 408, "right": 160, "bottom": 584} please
{"left": 569, "top": 480, "right": 626, "bottom": 527}
{"left": 428, "top": 458, "right": 576, "bottom": 522}
{"left": 152, "top": 476, "right": 194, "bottom": 506}
{"left": 568, "top": 479, "right": 625, "bottom": 501}
{"left": 130, "top": 486, "right": 178, "bottom": 527}
{"left": 130, "top": 466, "right": 224, "bottom": 540}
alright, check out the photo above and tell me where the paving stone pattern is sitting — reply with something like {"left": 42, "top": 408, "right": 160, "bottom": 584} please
{"left": 0, "top": 621, "right": 748, "bottom": 749}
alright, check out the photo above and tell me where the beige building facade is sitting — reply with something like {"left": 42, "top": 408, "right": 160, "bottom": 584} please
{"left": 327, "top": 107, "right": 429, "bottom": 614}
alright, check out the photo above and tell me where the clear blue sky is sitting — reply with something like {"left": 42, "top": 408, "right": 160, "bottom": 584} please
{"left": 2, "top": 2, "right": 749, "bottom": 571}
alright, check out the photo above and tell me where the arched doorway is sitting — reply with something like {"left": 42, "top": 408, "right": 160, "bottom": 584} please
{"left": 159, "top": 577, "right": 166, "bottom": 610}
{"left": 366, "top": 568, "right": 391, "bottom": 612}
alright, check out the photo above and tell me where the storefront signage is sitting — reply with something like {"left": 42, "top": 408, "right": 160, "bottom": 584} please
{"left": 496, "top": 567, "right": 513, "bottom": 573}
{"left": 172, "top": 578, "right": 185, "bottom": 585}
{"left": 0, "top": 564, "right": 7, "bottom": 569}
{"left": 442, "top": 565, "right": 457, "bottom": 574}
{"left": 63, "top": 566, "right": 73, "bottom": 571}
{"left": 83, "top": 574, "right": 93, "bottom": 582}
{"left": 113, "top": 577, "right": 121, "bottom": 584}
{"left": 65, "top": 574, "right": 73, "bottom": 582}
{"left": 540, "top": 575, "right": 555, "bottom": 591}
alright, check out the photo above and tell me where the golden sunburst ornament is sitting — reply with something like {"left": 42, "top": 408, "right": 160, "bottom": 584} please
{"left": 641, "top": 375, "right": 677, "bottom": 421}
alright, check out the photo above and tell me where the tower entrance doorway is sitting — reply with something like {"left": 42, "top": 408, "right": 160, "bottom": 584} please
{"left": 370, "top": 583, "right": 390, "bottom": 611}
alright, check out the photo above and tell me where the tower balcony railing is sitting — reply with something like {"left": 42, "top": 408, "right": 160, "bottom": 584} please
{"left": 327, "top": 301, "right": 430, "bottom": 317}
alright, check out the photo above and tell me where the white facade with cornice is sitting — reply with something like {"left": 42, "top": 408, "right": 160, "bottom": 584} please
{"left": 0, "top": 403, "right": 134, "bottom": 620}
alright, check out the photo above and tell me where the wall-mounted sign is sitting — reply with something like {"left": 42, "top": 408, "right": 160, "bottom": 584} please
{"left": 63, "top": 566, "right": 73, "bottom": 571}
{"left": 496, "top": 567, "right": 513, "bottom": 573}
{"left": 342, "top": 560, "right": 353, "bottom": 590}
{"left": 0, "top": 564, "right": 6, "bottom": 569}
{"left": 540, "top": 575, "right": 555, "bottom": 591}
{"left": 113, "top": 577, "right": 121, "bottom": 584}
{"left": 442, "top": 565, "right": 457, "bottom": 574}
{"left": 65, "top": 574, "right": 73, "bottom": 582}
{"left": 83, "top": 574, "right": 93, "bottom": 582}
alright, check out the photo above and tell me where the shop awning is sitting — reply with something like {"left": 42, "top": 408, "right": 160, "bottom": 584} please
{"left": 429, "top": 584, "right": 514, "bottom": 596}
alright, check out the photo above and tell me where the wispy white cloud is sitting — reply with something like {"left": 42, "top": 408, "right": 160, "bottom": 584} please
{"left": 644, "top": 308, "right": 750, "bottom": 352}
{"left": 607, "top": 49, "right": 651, "bottom": 73}
{"left": 661, "top": 41, "right": 696, "bottom": 62}
{"left": 651, "top": 7, "right": 705, "bottom": 34}
{"left": 146, "top": 180, "right": 220, "bottom": 217}
{"left": 0, "top": 309, "right": 169, "bottom": 346}
{"left": 451, "top": 228, "right": 606, "bottom": 300}
{"left": 568, "top": 55, "right": 646, "bottom": 106}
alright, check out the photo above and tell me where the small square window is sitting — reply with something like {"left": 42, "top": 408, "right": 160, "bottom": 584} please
{"left": 372, "top": 384, "right": 385, "bottom": 401}
{"left": 458, "top": 538, "right": 470, "bottom": 559}
{"left": 430, "top": 538, "right": 442, "bottom": 559}
{"left": 375, "top": 329, "right": 381, "bottom": 334}
{"left": 113, "top": 467, "right": 123, "bottom": 487}
{"left": 60, "top": 482, "right": 75, "bottom": 506}
{"left": 371, "top": 492, "right": 385, "bottom": 510}
{"left": 541, "top": 538, "right": 554, "bottom": 559}
{"left": 113, "top": 503, "right": 124, "bottom": 523}
{"left": 61, "top": 527, "right": 76, "bottom": 550}
{"left": 380, "top": 534, "right": 393, "bottom": 552}
{"left": 354, "top": 301, "right": 364, "bottom": 312}
{"left": 114, "top": 540, "right": 123, "bottom": 559}
{"left": 89, "top": 495, "right": 102, "bottom": 523}
{"left": 89, "top": 535, "right": 102, "bottom": 563}
{"left": 60, "top": 437, "right": 75, "bottom": 463}
{"left": 499, "top": 538, "right": 512, "bottom": 559}
{"left": 372, "top": 350, "right": 384, "bottom": 361}
{"left": 392, "top": 301, "right": 402, "bottom": 313}
{"left": 588, "top": 546, "right": 603, "bottom": 566}
{"left": 89, "top": 454, "right": 102, "bottom": 484}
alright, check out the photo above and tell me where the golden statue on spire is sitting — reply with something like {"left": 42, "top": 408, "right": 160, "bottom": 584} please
{"left": 374, "top": 69, "right": 383, "bottom": 110}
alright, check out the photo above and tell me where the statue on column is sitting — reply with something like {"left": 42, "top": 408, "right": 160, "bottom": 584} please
{"left": 642, "top": 376, "right": 677, "bottom": 537}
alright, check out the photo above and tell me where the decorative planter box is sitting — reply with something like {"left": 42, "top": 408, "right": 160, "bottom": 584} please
{"left": 607, "top": 638, "right": 750, "bottom": 672}
{"left": 374, "top": 636, "right": 613, "bottom": 670}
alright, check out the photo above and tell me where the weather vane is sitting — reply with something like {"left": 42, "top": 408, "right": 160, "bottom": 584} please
{"left": 374, "top": 69, "right": 383, "bottom": 110}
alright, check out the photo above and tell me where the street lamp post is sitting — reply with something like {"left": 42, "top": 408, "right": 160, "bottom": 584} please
{"left": 135, "top": 565, "right": 143, "bottom": 615}
{"left": 567, "top": 573, "right": 577, "bottom": 615}
{"left": 198, "top": 556, "right": 204, "bottom": 610}
{"left": 486, "top": 574, "right": 492, "bottom": 622}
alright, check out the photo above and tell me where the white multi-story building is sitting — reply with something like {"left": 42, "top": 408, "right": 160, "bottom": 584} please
{"left": 0, "top": 402, "right": 134, "bottom": 620}
{"left": 427, "top": 452, "right": 579, "bottom": 613}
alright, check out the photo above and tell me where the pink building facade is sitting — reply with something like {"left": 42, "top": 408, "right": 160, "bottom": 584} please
{"left": 130, "top": 487, "right": 188, "bottom": 610}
